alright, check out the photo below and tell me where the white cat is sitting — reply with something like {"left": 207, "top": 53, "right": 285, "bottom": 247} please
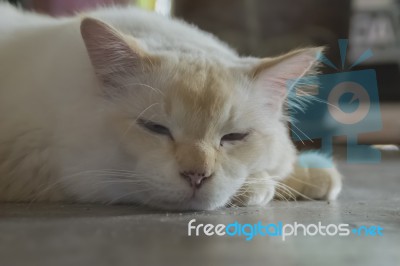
{"left": 0, "top": 3, "right": 341, "bottom": 210}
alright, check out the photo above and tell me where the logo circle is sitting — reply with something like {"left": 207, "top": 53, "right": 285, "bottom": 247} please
{"left": 327, "top": 81, "right": 370, "bottom": 125}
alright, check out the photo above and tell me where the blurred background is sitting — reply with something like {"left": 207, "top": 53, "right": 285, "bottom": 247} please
{"left": 5, "top": 0, "right": 400, "bottom": 154}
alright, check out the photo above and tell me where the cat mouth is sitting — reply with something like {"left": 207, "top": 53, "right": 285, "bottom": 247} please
{"left": 154, "top": 191, "right": 215, "bottom": 210}
{"left": 190, "top": 188, "right": 197, "bottom": 199}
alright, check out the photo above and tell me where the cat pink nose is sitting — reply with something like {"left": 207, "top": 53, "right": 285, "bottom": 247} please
{"left": 180, "top": 171, "right": 210, "bottom": 188}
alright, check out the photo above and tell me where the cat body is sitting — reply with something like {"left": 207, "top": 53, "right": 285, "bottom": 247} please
{"left": 0, "top": 3, "right": 341, "bottom": 210}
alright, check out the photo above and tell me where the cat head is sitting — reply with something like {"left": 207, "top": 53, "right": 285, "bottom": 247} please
{"left": 80, "top": 18, "right": 321, "bottom": 210}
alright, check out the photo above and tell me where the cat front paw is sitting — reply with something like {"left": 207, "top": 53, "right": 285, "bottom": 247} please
{"left": 278, "top": 153, "right": 343, "bottom": 201}
{"left": 229, "top": 172, "right": 275, "bottom": 207}
{"left": 301, "top": 166, "right": 342, "bottom": 200}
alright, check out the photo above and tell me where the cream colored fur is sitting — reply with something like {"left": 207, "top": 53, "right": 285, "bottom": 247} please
{"left": 0, "top": 3, "right": 341, "bottom": 210}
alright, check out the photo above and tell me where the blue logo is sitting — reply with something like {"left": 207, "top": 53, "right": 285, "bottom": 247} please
{"left": 289, "top": 39, "right": 382, "bottom": 167}
{"left": 188, "top": 219, "right": 384, "bottom": 241}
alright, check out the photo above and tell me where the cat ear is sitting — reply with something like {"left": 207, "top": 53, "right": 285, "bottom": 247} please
{"left": 250, "top": 48, "right": 322, "bottom": 112}
{"left": 80, "top": 17, "right": 157, "bottom": 92}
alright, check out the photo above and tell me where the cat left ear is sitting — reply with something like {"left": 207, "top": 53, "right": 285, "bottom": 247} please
{"left": 250, "top": 47, "right": 323, "bottom": 111}
{"left": 80, "top": 17, "right": 157, "bottom": 92}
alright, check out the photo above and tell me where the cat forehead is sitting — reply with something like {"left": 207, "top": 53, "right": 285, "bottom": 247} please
{"left": 157, "top": 59, "right": 242, "bottom": 135}
{"left": 164, "top": 60, "right": 236, "bottom": 117}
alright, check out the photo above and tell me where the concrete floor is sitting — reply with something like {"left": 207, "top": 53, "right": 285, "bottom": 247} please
{"left": 0, "top": 148, "right": 399, "bottom": 266}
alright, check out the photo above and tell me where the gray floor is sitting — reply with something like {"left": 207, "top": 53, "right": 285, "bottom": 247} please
{"left": 0, "top": 148, "right": 399, "bottom": 266}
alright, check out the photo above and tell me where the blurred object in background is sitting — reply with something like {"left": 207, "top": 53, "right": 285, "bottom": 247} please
{"left": 349, "top": 0, "right": 400, "bottom": 102}
{"left": 137, "top": 0, "right": 172, "bottom": 15}
{"left": 346, "top": 0, "right": 400, "bottom": 145}
{"left": 8, "top": 0, "right": 172, "bottom": 16}
{"left": 349, "top": 0, "right": 400, "bottom": 66}
{"left": 174, "top": 0, "right": 350, "bottom": 65}
{"left": 22, "top": 0, "right": 129, "bottom": 16}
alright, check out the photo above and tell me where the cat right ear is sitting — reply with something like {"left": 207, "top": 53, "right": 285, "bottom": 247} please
{"left": 80, "top": 18, "right": 157, "bottom": 94}
{"left": 248, "top": 48, "right": 322, "bottom": 113}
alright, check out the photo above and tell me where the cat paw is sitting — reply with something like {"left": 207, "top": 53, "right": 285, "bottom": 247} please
{"left": 230, "top": 172, "right": 275, "bottom": 207}
{"left": 302, "top": 166, "right": 342, "bottom": 200}
{"left": 278, "top": 153, "right": 342, "bottom": 201}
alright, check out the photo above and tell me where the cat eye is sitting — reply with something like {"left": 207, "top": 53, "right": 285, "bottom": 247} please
{"left": 221, "top": 132, "right": 249, "bottom": 143}
{"left": 138, "top": 119, "right": 172, "bottom": 138}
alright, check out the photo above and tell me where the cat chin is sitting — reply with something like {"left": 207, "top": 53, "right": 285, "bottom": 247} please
{"left": 145, "top": 200, "right": 224, "bottom": 211}
{"left": 135, "top": 193, "right": 230, "bottom": 211}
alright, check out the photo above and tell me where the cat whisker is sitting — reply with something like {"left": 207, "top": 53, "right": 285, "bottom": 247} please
{"left": 289, "top": 128, "right": 305, "bottom": 145}
{"left": 97, "top": 179, "right": 151, "bottom": 185}
{"left": 287, "top": 175, "right": 321, "bottom": 189}
{"left": 312, "top": 96, "right": 341, "bottom": 111}
{"left": 28, "top": 169, "right": 150, "bottom": 205}
{"left": 290, "top": 123, "right": 314, "bottom": 143}
{"left": 273, "top": 181, "right": 298, "bottom": 201}
{"left": 123, "top": 82, "right": 165, "bottom": 98}
{"left": 229, "top": 195, "right": 246, "bottom": 207}
{"left": 273, "top": 190, "right": 291, "bottom": 202}
{"left": 275, "top": 181, "right": 315, "bottom": 201}
{"left": 120, "top": 102, "right": 160, "bottom": 138}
